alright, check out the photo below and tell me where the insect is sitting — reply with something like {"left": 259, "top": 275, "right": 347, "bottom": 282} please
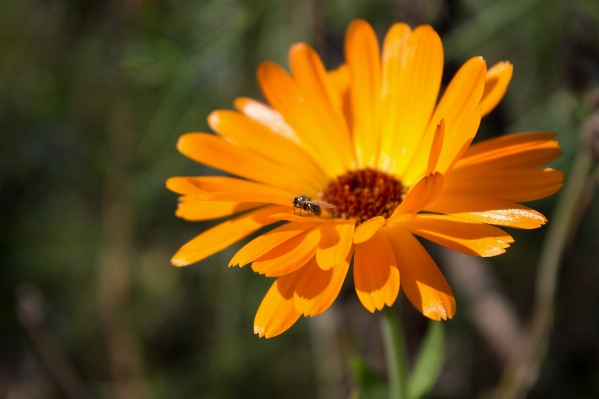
{"left": 291, "top": 195, "right": 335, "bottom": 217}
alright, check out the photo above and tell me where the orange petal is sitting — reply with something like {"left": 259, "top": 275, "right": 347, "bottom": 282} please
{"left": 166, "top": 177, "right": 205, "bottom": 195}
{"left": 455, "top": 132, "right": 562, "bottom": 171}
{"left": 346, "top": 19, "right": 382, "bottom": 168}
{"left": 230, "top": 222, "right": 317, "bottom": 267}
{"left": 181, "top": 176, "right": 295, "bottom": 206}
{"left": 383, "top": 224, "right": 456, "bottom": 320}
{"left": 480, "top": 61, "right": 513, "bottom": 117}
{"left": 171, "top": 205, "right": 287, "bottom": 266}
{"left": 380, "top": 26, "right": 443, "bottom": 177}
{"left": 257, "top": 61, "right": 349, "bottom": 177}
{"left": 437, "top": 108, "right": 482, "bottom": 175}
{"left": 353, "top": 230, "right": 400, "bottom": 312}
{"left": 177, "top": 133, "right": 315, "bottom": 193}
{"left": 294, "top": 248, "right": 353, "bottom": 317}
{"left": 425, "top": 194, "right": 547, "bottom": 229}
{"left": 378, "top": 22, "right": 412, "bottom": 172}
{"left": 391, "top": 172, "right": 444, "bottom": 216}
{"left": 198, "top": 191, "right": 291, "bottom": 206}
{"left": 326, "top": 64, "right": 350, "bottom": 109}
{"left": 176, "top": 197, "right": 260, "bottom": 221}
{"left": 254, "top": 269, "right": 304, "bottom": 338}
{"left": 429, "top": 56, "right": 486, "bottom": 141}
{"left": 268, "top": 213, "right": 341, "bottom": 223}
{"left": 208, "top": 110, "right": 326, "bottom": 187}
{"left": 316, "top": 221, "right": 355, "bottom": 270}
{"left": 353, "top": 216, "right": 386, "bottom": 244}
{"left": 233, "top": 97, "right": 299, "bottom": 144}
{"left": 442, "top": 167, "right": 564, "bottom": 202}
{"left": 404, "top": 56, "right": 486, "bottom": 185}
{"left": 289, "top": 44, "right": 355, "bottom": 167}
{"left": 174, "top": 176, "right": 292, "bottom": 196}
{"left": 426, "top": 119, "right": 445, "bottom": 175}
{"left": 251, "top": 225, "right": 325, "bottom": 277}
{"left": 398, "top": 214, "right": 514, "bottom": 257}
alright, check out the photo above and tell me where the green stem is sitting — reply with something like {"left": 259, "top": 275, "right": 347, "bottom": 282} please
{"left": 495, "top": 146, "right": 595, "bottom": 399}
{"left": 381, "top": 306, "right": 409, "bottom": 399}
{"left": 535, "top": 148, "right": 593, "bottom": 310}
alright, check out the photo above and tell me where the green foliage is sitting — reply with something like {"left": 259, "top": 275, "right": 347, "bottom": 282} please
{"left": 408, "top": 322, "right": 445, "bottom": 399}
{"left": 349, "top": 352, "right": 388, "bottom": 399}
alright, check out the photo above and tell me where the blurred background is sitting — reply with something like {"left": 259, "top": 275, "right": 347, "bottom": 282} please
{"left": 1, "top": 0, "right": 599, "bottom": 398}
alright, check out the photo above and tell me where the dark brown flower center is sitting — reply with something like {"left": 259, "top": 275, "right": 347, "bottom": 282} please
{"left": 321, "top": 168, "right": 405, "bottom": 224}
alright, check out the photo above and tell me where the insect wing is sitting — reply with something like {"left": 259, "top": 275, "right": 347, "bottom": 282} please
{"left": 307, "top": 200, "right": 336, "bottom": 209}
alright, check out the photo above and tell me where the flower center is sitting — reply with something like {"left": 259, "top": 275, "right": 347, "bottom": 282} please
{"left": 321, "top": 168, "right": 405, "bottom": 224}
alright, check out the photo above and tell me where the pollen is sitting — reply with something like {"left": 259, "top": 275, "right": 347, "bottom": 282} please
{"left": 321, "top": 168, "right": 404, "bottom": 224}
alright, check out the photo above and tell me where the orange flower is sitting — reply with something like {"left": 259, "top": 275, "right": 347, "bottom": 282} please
{"left": 168, "top": 20, "right": 563, "bottom": 338}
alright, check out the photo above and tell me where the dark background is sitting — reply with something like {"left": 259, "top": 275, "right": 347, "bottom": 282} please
{"left": 1, "top": 0, "right": 599, "bottom": 398}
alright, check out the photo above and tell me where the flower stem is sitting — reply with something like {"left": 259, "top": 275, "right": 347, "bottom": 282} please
{"left": 495, "top": 145, "right": 595, "bottom": 399}
{"left": 381, "top": 306, "right": 408, "bottom": 399}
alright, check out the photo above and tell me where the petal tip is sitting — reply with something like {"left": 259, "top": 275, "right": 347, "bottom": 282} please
{"left": 290, "top": 42, "right": 309, "bottom": 54}
{"left": 253, "top": 325, "right": 267, "bottom": 338}
{"left": 171, "top": 257, "right": 190, "bottom": 267}
{"left": 206, "top": 111, "right": 220, "bottom": 129}
{"left": 423, "top": 299, "right": 456, "bottom": 321}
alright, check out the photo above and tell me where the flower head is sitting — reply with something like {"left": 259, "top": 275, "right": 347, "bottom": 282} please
{"left": 168, "top": 20, "right": 563, "bottom": 338}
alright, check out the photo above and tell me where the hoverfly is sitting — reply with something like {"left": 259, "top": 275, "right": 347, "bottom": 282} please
{"left": 291, "top": 195, "right": 336, "bottom": 217}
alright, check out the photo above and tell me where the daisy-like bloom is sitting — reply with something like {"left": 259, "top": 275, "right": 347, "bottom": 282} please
{"left": 167, "top": 20, "right": 563, "bottom": 338}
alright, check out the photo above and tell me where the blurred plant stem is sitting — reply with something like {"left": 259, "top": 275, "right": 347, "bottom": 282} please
{"left": 17, "top": 284, "right": 91, "bottom": 399}
{"left": 98, "top": 92, "right": 145, "bottom": 399}
{"left": 495, "top": 142, "right": 595, "bottom": 399}
{"left": 309, "top": 308, "right": 344, "bottom": 399}
{"left": 381, "top": 306, "right": 408, "bottom": 399}
{"left": 442, "top": 251, "right": 524, "bottom": 366}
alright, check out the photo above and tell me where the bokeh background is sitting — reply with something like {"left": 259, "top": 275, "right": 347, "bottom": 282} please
{"left": 2, "top": 0, "right": 599, "bottom": 398}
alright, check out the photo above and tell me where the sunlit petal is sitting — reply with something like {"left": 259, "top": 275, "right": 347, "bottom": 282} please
{"left": 378, "top": 22, "right": 412, "bottom": 172}
{"left": 254, "top": 269, "right": 304, "bottom": 338}
{"left": 176, "top": 197, "right": 260, "bottom": 221}
{"left": 251, "top": 224, "right": 326, "bottom": 277}
{"left": 391, "top": 173, "right": 444, "bottom": 216}
{"left": 233, "top": 97, "right": 300, "bottom": 144}
{"left": 353, "top": 216, "right": 386, "bottom": 244}
{"left": 404, "top": 57, "right": 486, "bottom": 185}
{"left": 426, "top": 119, "right": 445, "bottom": 175}
{"left": 455, "top": 132, "right": 562, "bottom": 171}
{"left": 177, "top": 133, "right": 316, "bottom": 193}
{"left": 208, "top": 110, "right": 327, "bottom": 187}
{"left": 354, "top": 230, "right": 400, "bottom": 312}
{"left": 170, "top": 176, "right": 292, "bottom": 196}
{"left": 230, "top": 222, "right": 317, "bottom": 267}
{"left": 268, "top": 213, "right": 343, "bottom": 223}
{"left": 316, "top": 221, "right": 355, "bottom": 270}
{"left": 480, "top": 61, "right": 513, "bottom": 117}
{"left": 425, "top": 195, "right": 548, "bottom": 229}
{"left": 442, "top": 167, "right": 564, "bottom": 202}
{"left": 258, "top": 61, "right": 350, "bottom": 177}
{"left": 172, "top": 205, "right": 287, "bottom": 266}
{"left": 346, "top": 19, "right": 382, "bottom": 168}
{"left": 294, "top": 248, "right": 353, "bottom": 317}
{"left": 384, "top": 224, "right": 456, "bottom": 320}
{"left": 197, "top": 191, "right": 291, "bottom": 206}
{"left": 326, "top": 64, "right": 351, "bottom": 118}
{"left": 397, "top": 214, "right": 514, "bottom": 257}
{"left": 389, "top": 26, "right": 444, "bottom": 178}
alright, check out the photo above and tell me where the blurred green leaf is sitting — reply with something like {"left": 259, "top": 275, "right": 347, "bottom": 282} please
{"left": 349, "top": 352, "right": 387, "bottom": 399}
{"left": 443, "top": 0, "right": 546, "bottom": 62}
{"left": 407, "top": 321, "right": 445, "bottom": 399}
